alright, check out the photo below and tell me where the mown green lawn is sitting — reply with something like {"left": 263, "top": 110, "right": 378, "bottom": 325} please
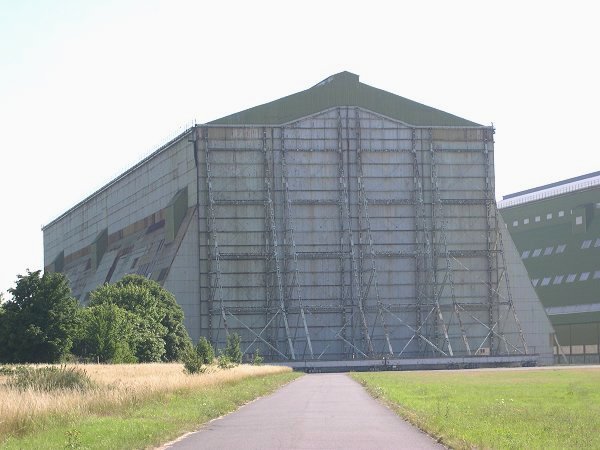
{"left": 351, "top": 368, "right": 600, "bottom": 449}
{"left": 2, "top": 371, "right": 301, "bottom": 450}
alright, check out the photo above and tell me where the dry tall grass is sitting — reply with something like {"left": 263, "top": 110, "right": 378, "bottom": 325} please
{"left": 0, "top": 363, "right": 290, "bottom": 439}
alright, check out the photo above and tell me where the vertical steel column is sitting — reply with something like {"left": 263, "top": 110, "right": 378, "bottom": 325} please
{"left": 427, "top": 130, "right": 440, "bottom": 351}
{"left": 483, "top": 134, "right": 496, "bottom": 353}
{"left": 202, "top": 127, "right": 228, "bottom": 342}
{"left": 264, "top": 128, "right": 295, "bottom": 360}
{"left": 279, "top": 127, "right": 314, "bottom": 359}
{"left": 429, "top": 142, "right": 467, "bottom": 356}
{"left": 337, "top": 114, "right": 349, "bottom": 356}
{"left": 190, "top": 128, "right": 205, "bottom": 342}
{"left": 263, "top": 129, "right": 275, "bottom": 358}
{"left": 355, "top": 108, "right": 393, "bottom": 355}
{"left": 411, "top": 128, "right": 430, "bottom": 356}
{"left": 337, "top": 108, "right": 373, "bottom": 355}
{"left": 428, "top": 134, "right": 453, "bottom": 356}
{"left": 353, "top": 111, "right": 366, "bottom": 349}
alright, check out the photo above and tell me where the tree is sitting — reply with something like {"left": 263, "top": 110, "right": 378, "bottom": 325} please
{"left": 224, "top": 332, "right": 242, "bottom": 364}
{"left": 252, "top": 348, "right": 263, "bottom": 365}
{"left": 196, "top": 336, "right": 215, "bottom": 365}
{"left": 0, "top": 270, "right": 78, "bottom": 363}
{"left": 116, "top": 275, "right": 192, "bottom": 361}
{"left": 74, "top": 303, "right": 137, "bottom": 363}
{"left": 89, "top": 275, "right": 191, "bottom": 362}
{"left": 182, "top": 336, "right": 215, "bottom": 375}
{"left": 182, "top": 347, "right": 204, "bottom": 374}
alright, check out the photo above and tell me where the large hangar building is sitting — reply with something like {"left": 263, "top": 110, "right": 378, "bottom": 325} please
{"left": 499, "top": 171, "right": 600, "bottom": 364}
{"left": 43, "top": 72, "right": 554, "bottom": 367}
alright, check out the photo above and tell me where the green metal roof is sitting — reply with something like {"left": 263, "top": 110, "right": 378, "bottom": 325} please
{"left": 210, "top": 71, "right": 481, "bottom": 127}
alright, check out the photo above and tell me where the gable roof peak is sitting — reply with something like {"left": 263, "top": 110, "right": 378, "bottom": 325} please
{"left": 210, "top": 72, "right": 482, "bottom": 127}
{"left": 313, "top": 71, "right": 360, "bottom": 88}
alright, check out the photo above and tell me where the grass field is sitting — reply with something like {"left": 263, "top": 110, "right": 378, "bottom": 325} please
{"left": 0, "top": 363, "right": 300, "bottom": 449}
{"left": 352, "top": 367, "right": 600, "bottom": 449}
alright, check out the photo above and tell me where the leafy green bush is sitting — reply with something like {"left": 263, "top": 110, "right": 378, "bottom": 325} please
{"left": 73, "top": 303, "right": 138, "bottom": 364}
{"left": 224, "top": 333, "right": 242, "bottom": 364}
{"left": 252, "top": 348, "right": 263, "bottom": 365}
{"left": 182, "top": 348, "right": 205, "bottom": 374}
{"left": 196, "top": 337, "right": 215, "bottom": 365}
{"left": 182, "top": 337, "right": 217, "bottom": 375}
{"left": 7, "top": 365, "right": 95, "bottom": 392}
{"left": 88, "top": 275, "right": 192, "bottom": 362}
{"left": 217, "top": 354, "right": 235, "bottom": 369}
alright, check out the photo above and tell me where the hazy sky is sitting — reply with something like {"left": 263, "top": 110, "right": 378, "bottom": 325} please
{"left": 0, "top": 0, "right": 598, "bottom": 295}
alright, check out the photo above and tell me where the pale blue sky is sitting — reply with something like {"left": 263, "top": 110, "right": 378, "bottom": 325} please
{"left": 1, "top": 0, "right": 598, "bottom": 295}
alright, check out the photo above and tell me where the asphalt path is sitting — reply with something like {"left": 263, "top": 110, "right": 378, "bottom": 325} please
{"left": 164, "top": 373, "right": 444, "bottom": 450}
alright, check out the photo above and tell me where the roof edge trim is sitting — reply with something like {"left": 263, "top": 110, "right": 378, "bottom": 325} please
{"left": 498, "top": 171, "right": 600, "bottom": 209}
{"left": 206, "top": 106, "right": 491, "bottom": 129}
{"left": 503, "top": 170, "right": 600, "bottom": 200}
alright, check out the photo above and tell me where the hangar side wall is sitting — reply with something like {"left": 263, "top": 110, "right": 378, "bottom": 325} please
{"left": 43, "top": 133, "right": 198, "bottom": 302}
{"left": 163, "top": 208, "right": 201, "bottom": 340}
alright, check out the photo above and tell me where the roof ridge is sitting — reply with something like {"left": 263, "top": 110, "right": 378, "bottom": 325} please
{"left": 311, "top": 71, "right": 360, "bottom": 88}
{"left": 210, "top": 72, "right": 481, "bottom": 127}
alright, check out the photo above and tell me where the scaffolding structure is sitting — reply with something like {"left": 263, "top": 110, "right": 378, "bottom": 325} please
{"left": 196, "top": 107, "right": 528, "bottom": 362}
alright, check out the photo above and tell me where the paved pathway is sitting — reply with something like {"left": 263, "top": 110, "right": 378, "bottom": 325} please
{"left": 165, "top": 373, "right": 444, "bottom": 450}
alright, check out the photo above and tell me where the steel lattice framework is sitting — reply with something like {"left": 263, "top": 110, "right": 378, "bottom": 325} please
{"left": 193, "top": 107, "right": 528, "bottom": 362}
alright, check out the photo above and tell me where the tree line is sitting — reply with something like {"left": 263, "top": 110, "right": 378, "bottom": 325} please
{"left": 0, "top": 271, "right": 193, "bottom": 364}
